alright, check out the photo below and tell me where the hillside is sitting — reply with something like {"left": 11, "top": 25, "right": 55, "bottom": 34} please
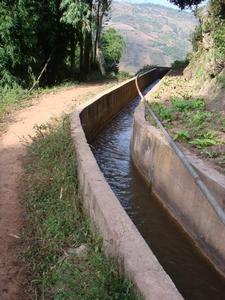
{"left": 108, "top": 1, "right": 196, "bottom": 73}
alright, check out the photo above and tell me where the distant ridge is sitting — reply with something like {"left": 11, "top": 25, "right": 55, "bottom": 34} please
{"left": 107, "top": 1, "right": 196, "bottom": 73}
{"left": 116, "top": 0, "right": 179, "bottom": 10}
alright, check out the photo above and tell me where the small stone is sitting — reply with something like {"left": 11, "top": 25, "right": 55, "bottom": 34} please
{"left": 67, "top": 244, "right": 88, "bottom": 258}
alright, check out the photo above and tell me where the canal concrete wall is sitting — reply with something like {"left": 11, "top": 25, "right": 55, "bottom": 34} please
{"left": 71, "top": 68, "right": 183, "bottom": 300}
{"left": 131, "top": 85, "right": 225, "bottom": 277}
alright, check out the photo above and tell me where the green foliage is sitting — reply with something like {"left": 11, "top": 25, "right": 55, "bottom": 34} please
{"left": 171, "top": 59, "right": 189, "bottom": 70}
{"left": 101, "top": 28, "right": 125, "bottom": 68}
{"left": 169, "top": 0, "right": 203, "bottom": 9}
{"left": 135, "top": 64, "right": 159, "bottom": 76}
{"left": 0, "top": 0, "right": 113, "bottom": 91}
{"left": 153, "top": 103, "right": 173, "bottom": 121}
{"left": 60, "top": 0, "right": 91, "bottom": 33}
{"left": 217, "top": 73, "right": 225, "bottom": 88}
{"left": 190, "top": 132, "right": 221, "bottom": 149}
{"left": 116, "top": 71, "right": 131, "bottom": 81}
{"left": 192, "top": 25, "right": 202, "bottom": 52}
{"left": 174, "top": 130, "right": 190, "bottom": 141}
{"left": 171, "top": 97, "right": 205, "bottom": 111}
{"left": 171, "top": 97, "right": 191, "bottom": 111}
{"left": 214, "top": 24, "right": 225, "bottom": 59}
{"left": 0, "top": 85, "right": 26, "bottom": 121}
{"left": 0, "top": 0, "right": 71, "bottom": 87}
{"left": 190, "top": 111, "right": 212, "bottom": 125}
{"left": 23, "top": 117, "right": 141, "bottom": 299}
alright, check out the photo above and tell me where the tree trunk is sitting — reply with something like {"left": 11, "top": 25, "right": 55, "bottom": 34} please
{"left": 70, "top": 31, "right": 76, "bottom": 79}
{"left": 79, "top": 36, "right": 84, "bottom": 81}
{"left": 82, "top": 0, "right": 93, "bottom": 78}
{"left": 83, "top": 32, "right": 92, "bottom": 76}
{"left": 96, "top": 13, "right": 106, "bottom": 75}
{"left": 97, "top": 46, "right": 106, "bottom": 76}
{"left": 94, "top": 2, "right": 101, "bottom": 64}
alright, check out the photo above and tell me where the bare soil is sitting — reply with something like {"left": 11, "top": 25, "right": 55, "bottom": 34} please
{"left": 0, "top": 82, "right": 113, "bottom": 299}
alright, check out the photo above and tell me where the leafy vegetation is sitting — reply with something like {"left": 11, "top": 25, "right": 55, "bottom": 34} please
{"left": 144, "top": 0, "right": 225, "bottom": 173}
{"left": 135, "top": 65, "right": 159, "bottom": 76}
{"left": 146, "top": 90, "right": 225, "bottom": 172}
{"left": 171, "top": 59, "right": 189, "bottom": 70}
{"left": 169, "top": 0, "right": 203, "bottom": 9}
{"left": 101, "top": 28, "right": 125, "bottom": 73}
{"left": 185, "top": 0, "right": 225, "bottom": 85}
{"left": 22, "top": 117, "right": 141, "bottom": 299}
{"left": 0, "top": 0, "right": 125, "bottom": 107}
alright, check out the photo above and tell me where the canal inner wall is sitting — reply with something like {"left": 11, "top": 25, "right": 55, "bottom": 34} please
{"left": 131, "top": 81, "right": 225, "bottom": 277}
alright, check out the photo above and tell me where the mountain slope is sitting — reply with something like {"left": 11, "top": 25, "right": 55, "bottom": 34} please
{"left": 108, "top": 2, "right": 196, "bottom": 73}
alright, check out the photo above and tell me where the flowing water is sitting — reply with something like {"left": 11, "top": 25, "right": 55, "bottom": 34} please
{"left": 91, "top": 82, "right": 225, "bottom": 299}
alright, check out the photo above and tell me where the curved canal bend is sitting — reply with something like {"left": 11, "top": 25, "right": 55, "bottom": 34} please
{"left": 90, "top": 81, "right": 225, "bottom": 299}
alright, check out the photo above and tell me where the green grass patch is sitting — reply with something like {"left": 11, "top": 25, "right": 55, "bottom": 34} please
{"left": 22, "top": 117, "right": 141, "bottom": 300}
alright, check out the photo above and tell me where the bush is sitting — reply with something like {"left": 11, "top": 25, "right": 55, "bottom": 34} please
{"left": 192, "top": 25, "right": 203, "bottom": 52}
{"left": 135, "top": 64, "right": 158, "bottom": 76}
{"left": 171, "top": 59, "right": 189, "bottom": 70}
{"left": 101, "top": 28, "right": 125, "bottom": 72}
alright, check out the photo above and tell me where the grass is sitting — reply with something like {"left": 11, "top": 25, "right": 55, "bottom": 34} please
{"left": 21, "top": 116, "right": 141, "bottom": 300}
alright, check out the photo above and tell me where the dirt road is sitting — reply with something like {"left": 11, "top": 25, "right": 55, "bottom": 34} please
{"left": 0, "top": 82, "right": 113, "bottom": 299}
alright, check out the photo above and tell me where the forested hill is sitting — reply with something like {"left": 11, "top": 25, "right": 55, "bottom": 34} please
{"left": 108, "top": 1, "right": 197, "bottom": 73}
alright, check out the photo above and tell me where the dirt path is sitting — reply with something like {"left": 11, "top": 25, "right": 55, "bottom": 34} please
{"left": 0, "top": 82, "right": 113, "bottom": 299}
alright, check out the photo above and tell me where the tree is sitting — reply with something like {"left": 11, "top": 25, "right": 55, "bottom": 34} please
{"left": 93, "top": 0, "right": 112, "bottom": 66}
{"left": 169, "top": 0, "right": 204, "bottom": 9}
{"left": 101, "top": 28, "right": 125, "bottom": 72}
{"left": 0, "top": 0, "right": 114, "bottom": 88}
{"left": 60, "top": 0, "right": 92, "bottom": 79}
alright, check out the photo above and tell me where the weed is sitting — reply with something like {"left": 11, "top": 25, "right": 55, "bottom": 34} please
{"left": 22, "top": 117, "right": 141, "bottom": 300}
{"left": 0, "top": 85, "right": 27, "bottom": 120}
{"left": 190, "top": 132, "right": 221, "bottom": 149}
{"left": 171, "top": 59, "right": 189, "bottom": 70}
{"left": 191, "top": 98, "right": 206, "bottom": 110}
{"left": 219, "top": 116, "right": 225, "bottom": 131}
{"left": 216, "top": 74, "right": 225, "bottom": 88}
{"left": 171, "top": 97, "right": 192, "bottom": 112}
{"left": 190, "top": 111, "right": 212, "bottom": 126}
{"left": 152, "top": 103, "right": 173, "bottom": 121}
{"left": 202, "top": 150, "right": 219, "bottom": 158}
{"left": 174, "top": 130, "right": 190, "bottom": 141}
{"left": 171, "top": 97, "right": 206, "bottom": 112}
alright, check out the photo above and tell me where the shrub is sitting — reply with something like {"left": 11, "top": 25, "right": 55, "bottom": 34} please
{"left": 171, "top": 59, "right": 189, "bottom": 70}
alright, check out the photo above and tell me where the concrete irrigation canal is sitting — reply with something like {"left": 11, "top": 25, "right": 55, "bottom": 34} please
{"left": 90, "top": 82, "right": 225, "bottom": 299}
{"left": 71, "top": 68, "right": 225, "bottom": 299}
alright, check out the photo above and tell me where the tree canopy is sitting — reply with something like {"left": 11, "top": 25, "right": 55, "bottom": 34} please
{"left": 0, "top": 0, "right": 120, "bottom": 89}
{"left": 169, "top": 0, "right": 204, "bottom": 9}
{"left": 101, "top": 28, "right": 125, "bottom": 71}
